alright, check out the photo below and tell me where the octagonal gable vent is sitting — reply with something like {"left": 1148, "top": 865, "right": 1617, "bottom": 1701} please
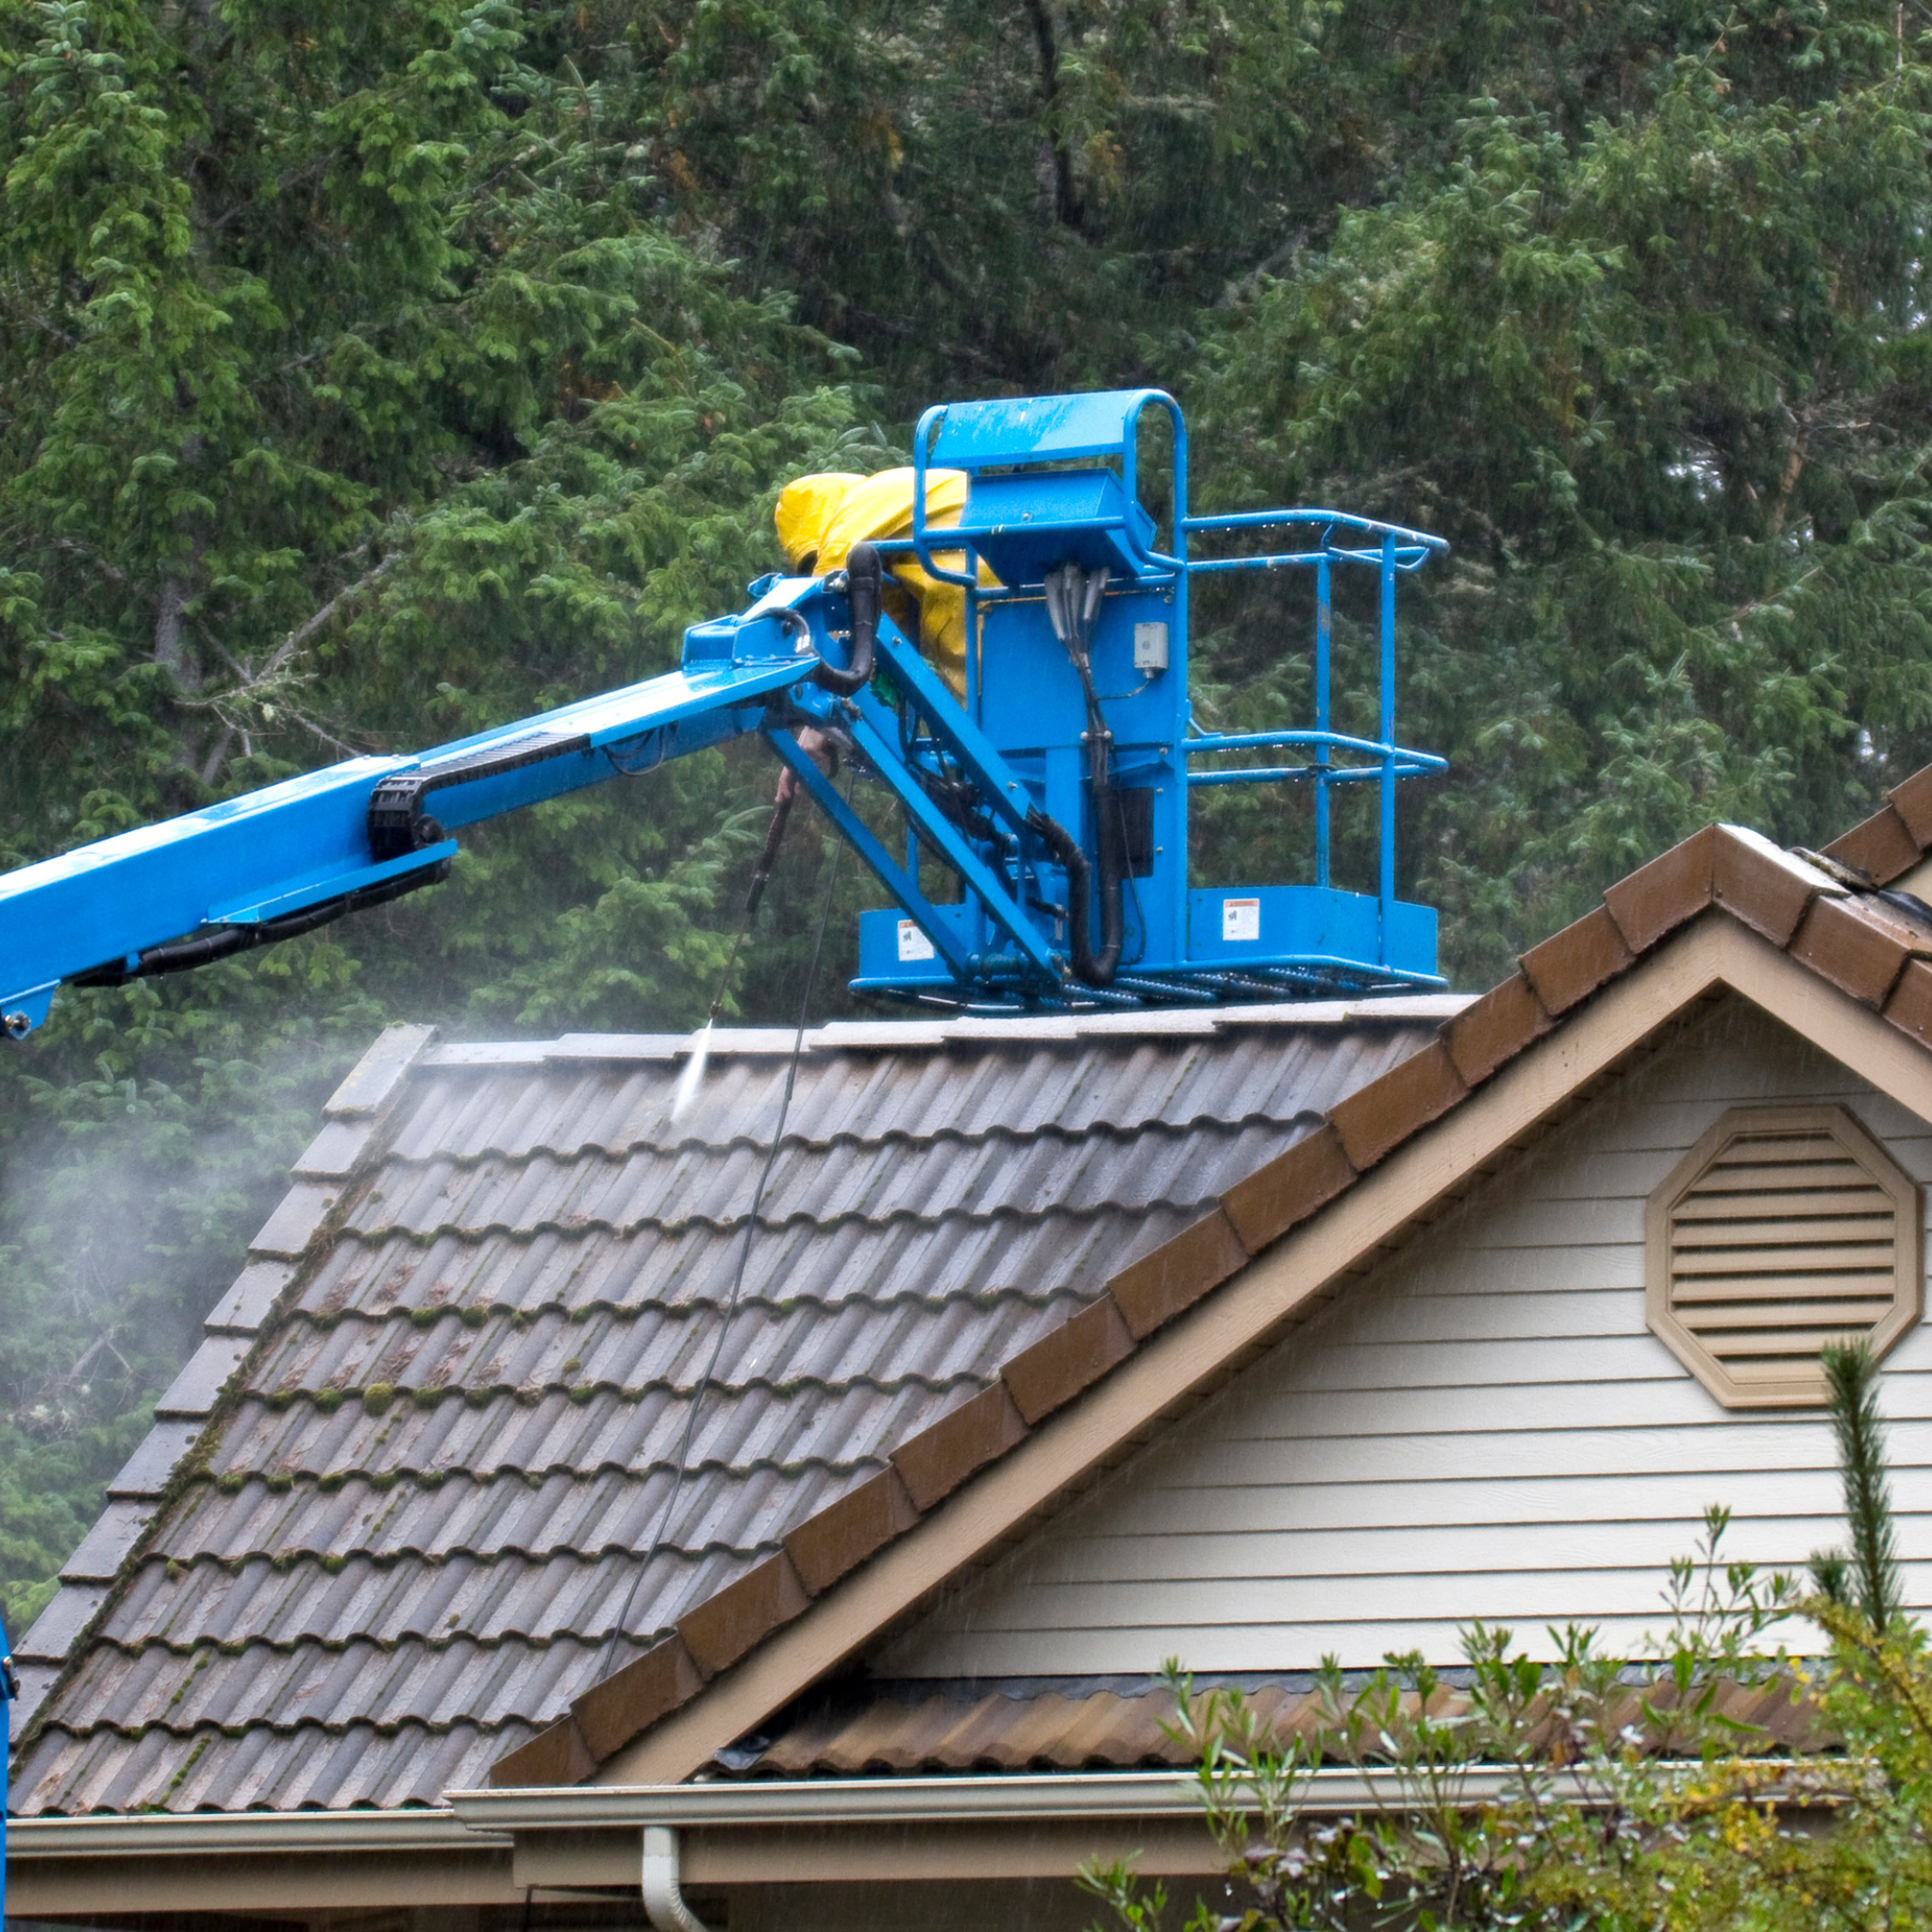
{"left": 1646, "top": 1105, "right": 1922, "bottom": 1408}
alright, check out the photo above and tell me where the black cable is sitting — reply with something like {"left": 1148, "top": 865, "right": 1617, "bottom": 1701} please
{"left": 595, "top": 797, "right": 848, "bottom": 1680}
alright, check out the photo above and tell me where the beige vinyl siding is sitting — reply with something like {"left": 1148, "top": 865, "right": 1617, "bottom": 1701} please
{"left": 874, "top": 996, "right": 1932, "bottom": 1675}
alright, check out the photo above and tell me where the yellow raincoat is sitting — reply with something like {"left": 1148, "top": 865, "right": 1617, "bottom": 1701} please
{"left": 774, "top": 468, "right": 996, "bottom": 697}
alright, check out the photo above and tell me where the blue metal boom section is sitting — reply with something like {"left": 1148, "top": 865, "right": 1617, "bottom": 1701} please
{"left": 0, "top": 389, "right": 1446, "bottom": 1037}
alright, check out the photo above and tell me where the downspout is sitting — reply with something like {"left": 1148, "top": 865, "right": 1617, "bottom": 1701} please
{"left": 641, "top": 1824, "right": 706, "bottom": 1932}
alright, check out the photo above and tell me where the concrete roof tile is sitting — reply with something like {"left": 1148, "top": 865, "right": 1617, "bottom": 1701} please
{"left": 1519, "top": 907, "right": 1635, "bottom": 1016}
{"left": 1328, "top": 1040, "right": 1469, "bottom": 1171}
{"left": 677, "top": 1553, "right": 810, "bottom": 1676}
{"left": 1219, "top": 1123, "right": 1357, "bottom": 1252}
{"left": 1825, "top": 800, "right": 1922, "bottom": 885}
{"left": 1603, "top": 826, "right": 1718, "bottom": 954}
{"left": 1104, "top": 1208, "right": 1249, "bottom": 1341}
{"left": 999, "top": 1294, "right": 1136, "bottom": 1426}
{"left": 1441, "top": 972, "right": 1553, "bottom": 1090}
{"left": 891, "top": 1385, "right": 1030, "bottom": 1512}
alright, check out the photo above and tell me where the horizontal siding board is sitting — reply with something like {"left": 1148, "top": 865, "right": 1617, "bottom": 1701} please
{"left": 1074, "top": 1466, "right": 1879, "bottom": 1537}
{"left": 1582, "top": 1095, "right": 1932, "bottom": 1156}
{"left": 1456, "top": 1199, "right": 1642, "bottom": 1249}
{"left": 1361, "top": 1246, "right": 1646, "bottom": 1298}
{"left": 990, "top": 1517, "right": 1887, "bottom": 1589}
{"left": 1233, "top": 1335, "right": 1685, "bottom": 1393}
{"left": 1190, "top": 1375, "right": 1707, "bottom": 1440}
{"left": 1121, "top": 1417, "right": 1932, "bottom": 1490}
{"left": 875, "top": 997, "right": 1932, "bottom": 1677}
{"left": 884, "top": 1615, "right": 1826, "bottom": 1673}
{"left": 1304, "top": 1288, "right": 1647, "bottom": 1346}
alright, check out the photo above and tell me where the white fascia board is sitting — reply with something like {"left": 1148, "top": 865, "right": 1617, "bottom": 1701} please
{"left": 8, "top": 1807, "right": 503, "bottom": 1859}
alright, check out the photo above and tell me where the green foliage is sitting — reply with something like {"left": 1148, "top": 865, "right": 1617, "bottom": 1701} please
{"left": 1190, "top": 25, "right": 1932, "bottom": 978}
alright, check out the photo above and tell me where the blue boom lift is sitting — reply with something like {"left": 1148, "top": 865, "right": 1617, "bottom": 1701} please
{"left": 0, "top": 389, "right": 1446, "bottom": 1041}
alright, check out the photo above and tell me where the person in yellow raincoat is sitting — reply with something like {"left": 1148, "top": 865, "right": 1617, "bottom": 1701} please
{"left": 774, "top": 468, "right": 996, "bottom": 699}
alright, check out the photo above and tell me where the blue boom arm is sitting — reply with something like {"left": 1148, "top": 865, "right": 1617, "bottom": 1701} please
{"left": 0, "top": 641, "right": 816, "bottom": 1040}
{"left": 1, "top": 388, "right": 1448, "bottom": 1037}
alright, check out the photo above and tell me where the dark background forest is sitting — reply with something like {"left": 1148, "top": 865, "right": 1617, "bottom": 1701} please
{"left": 5, "top": 0, "right": 1932, "bottom": 1629}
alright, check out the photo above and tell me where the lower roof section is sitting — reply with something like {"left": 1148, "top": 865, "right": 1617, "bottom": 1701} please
{"left": 728, "top": 1669, "right": 1822, "bottom": 1777}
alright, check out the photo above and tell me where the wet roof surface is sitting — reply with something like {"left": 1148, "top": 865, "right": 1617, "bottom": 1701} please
{"left": 12, "top": 1001, "right": 1455, "bottom": 1812}
{"left": 743, "top": 1671, "right": 1824, "bottom": 1775}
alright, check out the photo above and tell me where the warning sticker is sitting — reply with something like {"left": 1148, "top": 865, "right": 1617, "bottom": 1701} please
{"left": 1222, "top": 896, "right": 1261, "bottom": 943}
{"left": 897, "top": 920, "right": 938, "bottom": 962}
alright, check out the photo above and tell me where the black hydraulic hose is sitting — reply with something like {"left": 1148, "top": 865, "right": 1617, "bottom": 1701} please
{"left": 1071, "top": 682, "right": 1124, "bottom": 990}
{"left": 1025, "top": 800, "right": 1122, "bottom": 990}
{"left": 812, "top": 541, "right": 881, "bottom": 696}
{"left": 1086, "top": 771, "right": 1125, "bottom": 985}
{"left": 1041, "top": 561, "right": 1125, "bottom": 988}
{"left": 1075, "top": 761, "right": 1124, "bottom": 987}
{"left": 67, "top": 859, "right": 450, "bottom": 989}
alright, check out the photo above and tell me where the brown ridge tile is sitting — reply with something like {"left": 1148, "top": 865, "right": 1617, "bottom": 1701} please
{"left": 1000, "top": 1295, "right": 1136, "bottom": 1425}
{"left": 1890, "top": 764, "right": 1932, "bottom": 850}
{"left": 677, "top": 1552, "right": 811, "bottom": 1678}
{"left": 1519, "top": 908, "right": 1635, "bottom": 1017}
{"left": 569, "top": 1635, "right": 705, "bottom": 1763}
{"left": 1885, "top": 958, "right": 1932, "bottom": 1047}
{"left": 490, "top": 1714, "right": 595, "bottom": 1788}
{"left": 1603, "top": 826, "right": 1717, "bottom": 954}
{"left": 1824, "top": 803, "right": 1922, "bottom": 887}
{"left": 1219, "top": 1124, "right": 1357, "bottom": 1254}
{"left": 1441, "top": 973, "right": 1553, "bottom": 1091}
{"left": 1105, "top": 1208, "right": 1249, "bottom": 1341}
{"left": 1789, "top": 894, "right": 1917, "bottom": 1008}
{"left": 1328, "top": 1040, "right": 1469, "bottom": 1173}
{"left": 784, "top": 1468, "right": 922, "bottom": 1596}
{"left": 890, "top": 1384, "right": 1030, "bottom": 1512}
{"left": 1710, "top": 825, "right": 1830, "bottom": 945}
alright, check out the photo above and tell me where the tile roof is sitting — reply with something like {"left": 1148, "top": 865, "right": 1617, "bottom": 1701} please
{"left": 8, "top": 999, "right": 1456, "bottom": 1814}
{"left": 474, "top": 795, "right": 1932, "bottom": 1790}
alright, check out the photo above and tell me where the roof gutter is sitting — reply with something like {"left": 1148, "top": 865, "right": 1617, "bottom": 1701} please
{"left": 8, "top": 1807, "right": 503, "bottom": 1859}
{"left": 446, "top": 1766, "right": 1524, "bottom": 1830}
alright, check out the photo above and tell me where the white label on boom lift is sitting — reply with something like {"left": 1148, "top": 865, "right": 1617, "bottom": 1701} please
{"left": 897, "top": 920, "right": 937, "bottom": 962}
{"left": 1222, "top": 896, "right": 1261, "bottom": 943}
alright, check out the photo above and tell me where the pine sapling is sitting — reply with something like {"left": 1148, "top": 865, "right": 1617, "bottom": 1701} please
{"left": 1808, "top": 1340, "right": 1901, "bottom": 1631}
